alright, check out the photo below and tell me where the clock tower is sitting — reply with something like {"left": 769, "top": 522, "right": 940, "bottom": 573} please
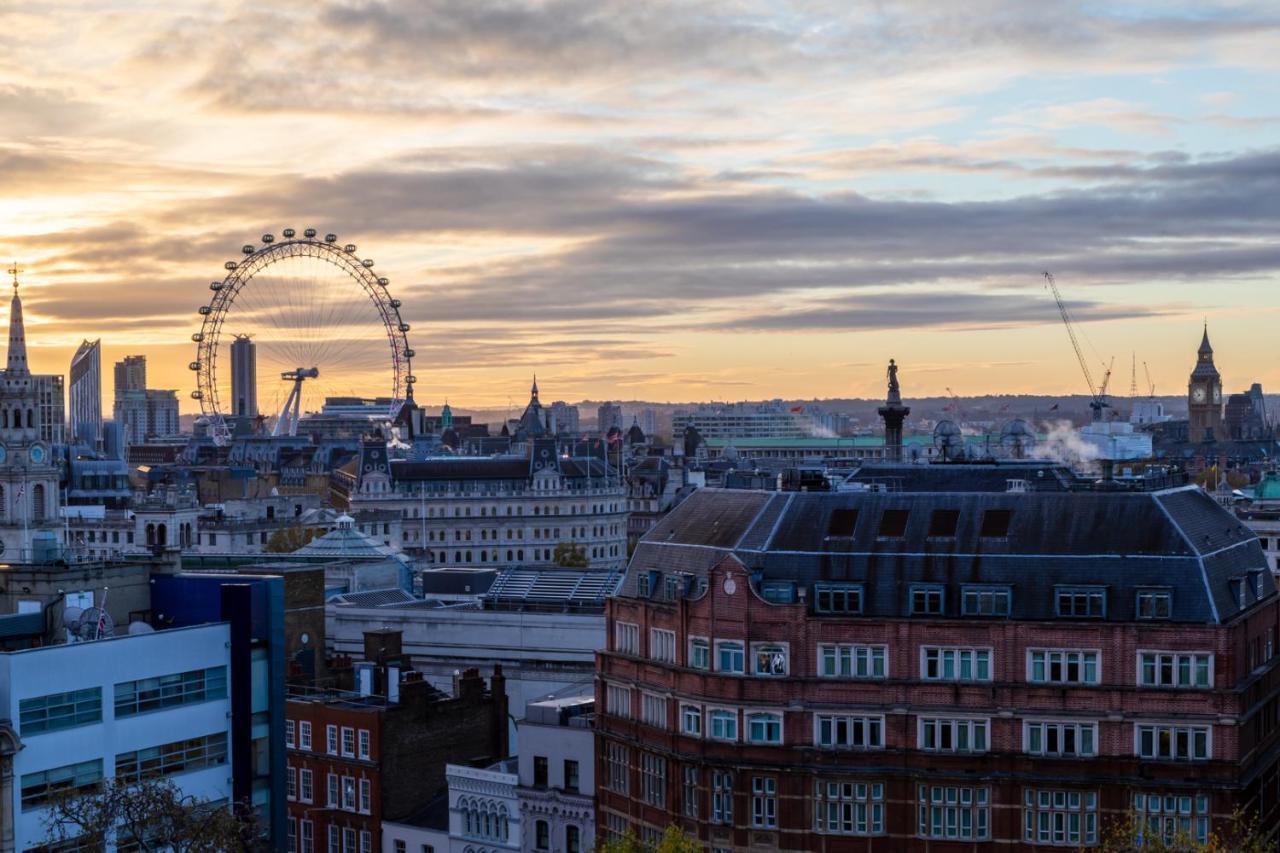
{"left": 1188, "top": 324, "right": 1223, "bottom": 441}
{"left": 0, "top": 267, "right": 62, "bottom": 561}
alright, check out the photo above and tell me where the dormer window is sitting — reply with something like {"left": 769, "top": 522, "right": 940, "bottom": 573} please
{"left": 878, "top": 509, "right": 909, "bottom": 539}
{"left": 1136, "top": 590, "right": 1172, "bottom": 620}
{"left": 928, "top": 510, "right": 959, "bottom": 538}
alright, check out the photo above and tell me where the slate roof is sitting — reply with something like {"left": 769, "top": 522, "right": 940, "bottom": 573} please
{"left": 626, "top": 480, "right": 1273, "bottom": 625}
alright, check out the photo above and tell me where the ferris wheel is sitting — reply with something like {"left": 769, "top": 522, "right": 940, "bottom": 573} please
{"left": 190, "top": 229, "right": 416, "bottom": 446}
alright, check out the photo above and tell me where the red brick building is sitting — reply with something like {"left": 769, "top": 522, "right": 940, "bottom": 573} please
{"left": 285, "top": 630, "right": 507, "bottom": 852}
{"left": 596, "top": 469, "right": 1280, "bottom": 850}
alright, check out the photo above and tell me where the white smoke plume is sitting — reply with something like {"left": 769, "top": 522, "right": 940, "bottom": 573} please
{"left": 1032, "top": 419, "right": 1101, "bottom": 471}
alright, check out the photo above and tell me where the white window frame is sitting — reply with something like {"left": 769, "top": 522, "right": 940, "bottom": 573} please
{"left": 1134, "top": 723, "right": 1212, "bottom": 761}
{"left": 817, "top": 643, "right": 887, "bottom": 679}
{"left": 640, "top": 692, "right": 667, "bottom": 728}
{"left": 814, "top": 713, "right": 885, "bottom": 750}
{"left": 357, "top": 728, "right": 371, "bottom": 760}
{"left": 326, "top": 724, "right": 338, "bottom": 755}
{"left": 299, "top": 720, "right": 312, "bottom": 750}
{"left": 680, "top": 704, "right": 702, "bottom": 736}
{"left": 614, "top": 621, "right": 639, "bottom": 655}
{"left": 1026, "top": 648, "right": 1101, "bottom": 685}
{"left": 341, "top": 726, "right": 355, "bottom": 758}
{"left": 606, "top": 683, "right": 633, "bottom": 719}
{"left": 746, "top": 711, "right": 783, "bottom": 744}
{"left": 919, "top": 717, "right": 990, "bottom": 753}
{"left": 285, "top": 719, "right": 295, "bottom": 748}
{"left": 1023, "top": 720, "right": 1099, "bottom": 757}
{"left": 1136, "top": 650, "right": 1214, "bottom": 689}
{"left": 708, "top": 707, "right": 739, "bottom": 742}
{"left": 921, "top": 646, "right": 992, "bottom": 682}
{"left": 688, "top": 635, "right": 710, "bottom": 670}
{"left": 751, "top": 642, "right": 789, "bottom": 677}
{"left": 649, "top": 628, "right": 676, "bottom": 663}
{"left": 715, "top": 640, "right": 745, "bottom": 674}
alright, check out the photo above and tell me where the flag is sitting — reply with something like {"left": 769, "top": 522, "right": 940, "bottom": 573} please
{"left": 790, "top": 405, "right": 804, "bottom": 413}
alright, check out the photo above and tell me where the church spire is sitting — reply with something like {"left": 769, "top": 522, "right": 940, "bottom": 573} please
{"left": 531, "top": 374, "right": 539, "bottom": 401}
{"left": 1199, "top": 322, "right": 1213, "bottom": 358}
{"left": 6, "top": 262, "right": 28, "bottom": 376}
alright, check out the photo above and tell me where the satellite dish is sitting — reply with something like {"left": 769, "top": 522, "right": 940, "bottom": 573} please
{"left": 933, "top": 420, "right": 963, "bottom": 461}
{"left": 1000, "top": 419, "right": 1037, "bottom": 460}
{"left": 127, "top": 621, "right": 155, "bottom": 635}
{"left": 66, "top": 607, "right": 114, "bottom": 642}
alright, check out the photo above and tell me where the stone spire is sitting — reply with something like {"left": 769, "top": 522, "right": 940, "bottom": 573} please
{"left": 6, "top": 262, "right": 28, "bottom": 376}
{"left": 531, "top": 374, "right": 539, "bottom": 401}
{"left": 1199, "top": 322, "right": 1213, "bottom": 360}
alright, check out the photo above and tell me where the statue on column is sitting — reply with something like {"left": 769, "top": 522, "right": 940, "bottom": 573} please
{"left": 886, "top": 359, "right": 901, "bottom": 405}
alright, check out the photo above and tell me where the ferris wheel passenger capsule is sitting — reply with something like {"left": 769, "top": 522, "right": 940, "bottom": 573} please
{"left": 325, "top": 234, "right": 337, "bottom": 243}
{"left": 304, "top": 228, "right": 317, "bottom": 238}
{"left": 191, "top": 390, "right": 203, "bottom": 400}
{"left": 225, "top": 261, "right": 238, "bottom": 270}
{"left": 199, "top": 306, "right": 212, "bottom": 315}
{"left": 362, "top": 259, "right": 374, "bottom": 268}
{"left": 399, "top": 323, "right": 411, "bottom": 332}
{"left": 390, "top": 299, "right": 401, "bottom": 308}
{"left": 189, "top": 361, "right": 201, "bottom": 371}
{"left": 404, "top": 348, "right": 415, "bottom": 358}
{"left": 210, "top": 281, "right": 223, "bottom": 291}
{"left": 282, "top": 228, "right": 296, "bottom": 238}
{"left": 261, "top": 234, "right": 274, "bottom": 244}
{"left": 191, "top": 333, "right": 204, "bottom": 342}
{"left": 377, "top": 277, "right": 389, "bottom": 286}
{"left": 406, "top": 375, "right": 417, "bottom": 384}
{"left": 344, "top": 244, "right": 357, "bottom": 253}
{"left": 242, "top": 245, "right": 255, "bottom": 255}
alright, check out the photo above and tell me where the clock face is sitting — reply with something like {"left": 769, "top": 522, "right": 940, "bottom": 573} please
{"left": 1213, "top": 387, "right": 1221, "bottom": 403}
{"left": 29, "top": 445, "right": 44, "bottom": 464}
{"left": 1192, "top": 387, "right": 1206, "bottom": 403}
{"left": 0, "top": 444, "right": 7, "bottom": 464}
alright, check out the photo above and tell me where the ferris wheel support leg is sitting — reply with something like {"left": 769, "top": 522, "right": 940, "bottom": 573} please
{"left": 272, "top": 380, "right": 301, "bottom": 438}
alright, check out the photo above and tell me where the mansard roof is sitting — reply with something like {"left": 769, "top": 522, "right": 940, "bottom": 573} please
{"left": 625, "top": 479, "right": 1272, "bottom": 624}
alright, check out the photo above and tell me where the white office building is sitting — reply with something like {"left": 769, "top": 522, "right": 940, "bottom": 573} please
{"left": 0, "top": 623, "right": 233, "bottom": 851}
{"left": 518, "top": 692, "right": 594, "bottom": 853}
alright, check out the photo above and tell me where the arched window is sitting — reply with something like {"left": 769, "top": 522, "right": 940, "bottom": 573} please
{"left": 146, "top": 523, "right": 155, "bottom": 546}
{"left": 26, "top": 409, "right": 33, "bottom": 428}
{"left": 157, "top": 523, "right": 167, "bottom": 546}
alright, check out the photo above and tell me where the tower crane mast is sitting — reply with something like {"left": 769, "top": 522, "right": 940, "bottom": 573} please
{"left": 1043, "top": 271, "right": 1110, "bottom": 421}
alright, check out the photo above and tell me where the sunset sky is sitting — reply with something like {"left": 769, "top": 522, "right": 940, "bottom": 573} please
{"left": 3, "top": 1, "right": 1279, "bottom": 413}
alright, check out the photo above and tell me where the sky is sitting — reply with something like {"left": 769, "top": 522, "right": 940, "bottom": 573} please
{"left": 3, "top": 0, "right": 1279, "bottom": 414}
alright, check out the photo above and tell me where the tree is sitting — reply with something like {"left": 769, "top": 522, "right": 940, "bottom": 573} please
{"left": 553, "top": 540, "right": 589, "bottom": 568}
{"left": 598, "top": 825, "right": 701, "bottom": 853}
{"left": 265, "top": 525, "right": 322, "bottom": 553}
{"left": 1095, "top": 807, "right": 1271, "bottom": 853}
{"left": 42, "top": 777, "right": 265, "bottom": 852}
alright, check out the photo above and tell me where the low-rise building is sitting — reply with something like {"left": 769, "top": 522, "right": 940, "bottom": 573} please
{"left": 518, "top": 692, "right": 595, "bottom": 853}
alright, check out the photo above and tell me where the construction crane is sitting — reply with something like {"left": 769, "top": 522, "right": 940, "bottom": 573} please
{"left": 944, "top": 386, "right": 963, "bottom": 421}
{"left": 1043, "top": 271, "right": 1110, "bottom": 421}
{"left": 1143, "top": 361, "right": 1156, "bottom": 398}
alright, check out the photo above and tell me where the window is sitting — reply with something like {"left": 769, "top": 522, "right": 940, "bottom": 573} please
{"left": 712, "top": 770, "right": 734, "bottom": 824}
{"left": 1028, "top": 649, "right": 1100, "bottom": 685}
{"left": 1137, "top": 590, "right": 1173, "bottom": 619}
{"left": 961, "top": 586, "right": 1011, "bottom": 616}
{"left": 341, "top": 727, "right": 355, "bottom": 757}
{"left": 115, "top": 733, "right": 228, "bottom": 783}
{"left": 747, "top": 712, "right": 783, "bottom": 744}
{"left": 1133, "top": 793, "right": 1210, "bottom": 846}
{"left": 285, "top": 720, "right": 296, "bottom": 748}
{"left": 752, "top": 643, "right": 788, "bottom": 676}
{"left": 614, "top": 621, "right": 639, "bottom": 654}
{"left": 752, "top": 776, "right": 777, "bottom": 828}
{"left": 709, "top": 708, "right": 738, "bottom": 741}
{"left": 1024, "top": 789, "right": 1097, "bottom": 846}
{"left": 606, "top": 684, "right": 632, "bottom": 718}
{"left": 641, "top": 692, "right": 667, "bottom": 727}
{"left": 682, "top": 766, "right": 700, "bottom": 818}
{"left": 301, "top": 820, "right": 314, "bottom": 853}
{"left": 814, "top": 583, "right": 863, "bottom": 614}
{"left": 828, "top": 508, "right": 858, "bottom": 536}
{"left": 534, "top": 756, "right": 548, "bottom": 787}
{"left": 1136, "top": 724, "right": 1211, "bottom": 760}
{"left": 641, "top": 752, "right": 666, "bottom": 807}
{"left": 327, "top": 773, "right": 338, "bottom": 807}
{"left": 300, "top": 768, "right": 313, "bottom": 803}
{"left": 289, "top": 817, "right": 297, "bottom": 852}
{"left": 288, "top": 766, "right": 297, "bottom": 800}
{"left": 649, "top": 628, "right": 676, "bottom": 662}
{"left": 979, "top": 508, "right": 1013, "bottom": 538}
{"left": 19, "top": 687, "right": 102, "bottom": 735}
{"left": 716, "top": 641, "right": 745, "bottom": 673}
{"left": 535, "top": 820, "right": 549, "bottom": 850}
{"left": 680, "top": 704, "right": 702, "bottom": 736}
{"left": 343, "top": 828, "right": 356, "bottom": 853}
{"left": 878, "top": 509, "right": 909, "bottom": 538}
{"left": 565, "top": 826, "right": 580, "bottom": 853}
{"left": 910, "top": 584, "right": 944, "bottom": 615}
{"left": 326, "top": 725, "right": 338, "bottom": 755}
{"left": 113, "top": 666, "right": 227, "bottom": 717}
{"left": 815, "top": 714, "right": 884, "bottom": 749}
{"left": 918, "top": 784, "right": 989, "bottom": 840}
{"left": 359, "top": 778, "right": 371, "bottom": 813}
{"left": 564, "top": 759, "right": 579, "bottom": 793}
{"left": 815, "top": 780, "right": 884, "bottom": 836}
{"left": 688, "top": 636, "right": 710, "bottom": 669}
{"left": 605, "top": 742, "right": 629, "bottom": 793}
{"left": 760, "top": 581, "right": 795, "bottom": 604}
{"left": 299, "top": 721, "right": 312, "bottom": 750}
{"left": 359, "top": 831, "right": 371, "bottom": 853}
{"left": 922, "top": 647, "right": 991, "bottom": 681}
{"left": 1025, "top": 721, "right": 1097, "bottom": 757}
{"left": 920, "top": 718, "right": 989, "bottom": 753}
{"left": 357, "top": 728, "right": 370, "bottom": 759}
{"left": 819, "top": 644, "right": 887, "bottom": 679}
{"left": 1055, "top": 586, "right": 1106, "bottom": 618}
{"left": 1138, "top": 652, "right": 1212, "bottom": 688}
{"left": 21, "top": 759, "right": 103, "bottom": 810}
{"left": 928, "top": 509, "right": 960, "bottom": 537}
